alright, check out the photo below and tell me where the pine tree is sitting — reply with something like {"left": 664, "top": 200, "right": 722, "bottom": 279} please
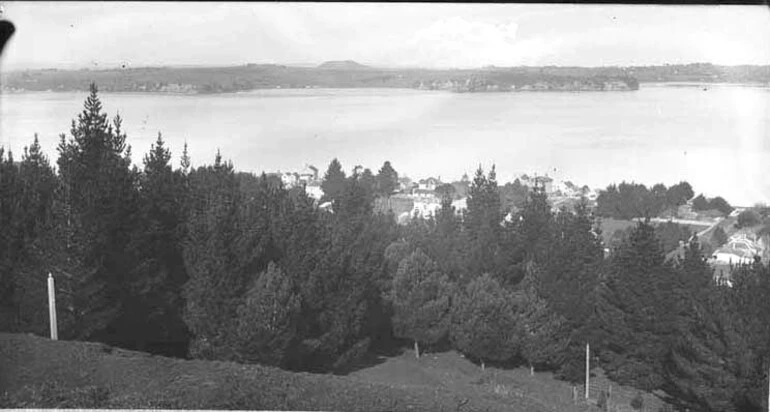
{"left": 518, "top": 184, "right": 554, "bottom": 265}
{"left": 375, "top": 161, "right": 399, "bottom": 197}
{"left": 593, "top": 220, "right": 678, "bottom": 390}
{"left": 661, "top": 238, "right": 747, "bottom": 412}
{"left": 295, "top": 187, "right": 397, "bottom": 371}
{"left": 123, "top": 133, "right": 190, "bottom": 355}
{"left": 451, "top": 273, "right": 520, "bottom": 369}
{"left": 541, "top": 199, "right": 602, "bottom": 324}
{"left": 390, "top": 249, "right": 454, "bottom": 358}
{"left": 384, "top": 240, "right": 412, "bottom": 278}
{"left": 0, "top": 147, "right": 20, "bottom": 331}
{"left": 182, "top": 151, "right": 246, "bottom": 360}
{"left": 359, "top": 168, "right": 377, "bottom": 196}
{"left": 235, "top": 262, "right": 301, "bottom": 367}
{"left": 419, "top": 197, "right": 466, "bottom": 283}
{"left": 517, "top": 262, "right": 569, "bottom": 374}
{"left": 321, "top": 158, "right": 346, "bottom": 203}
{"left": 180, "top": 141, "right": 191, "bottom": 175}
{"left": 55, "top": 83, "right": 140, "bottom": 341}
{"left": 2, "top": 135, "right": 69, "bottom": 334}
{"left": 463, "top": 165, "right": 502, "bottom": 282}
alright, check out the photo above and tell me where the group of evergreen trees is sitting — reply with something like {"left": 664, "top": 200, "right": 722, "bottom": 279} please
{"left": 596, "top": 181, "right": 695, "bottom": 219}
{"left": 2, "top": 84, "right": 770, "bottom": 411}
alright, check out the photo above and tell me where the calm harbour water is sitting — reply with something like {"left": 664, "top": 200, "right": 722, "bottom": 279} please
{"left": 1, "top": 84, "right": 768, "bottom": 206}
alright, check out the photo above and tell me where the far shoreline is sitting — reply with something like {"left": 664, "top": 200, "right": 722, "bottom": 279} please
{"left": 2, "top": 81, "right": 767, "bottom": 97}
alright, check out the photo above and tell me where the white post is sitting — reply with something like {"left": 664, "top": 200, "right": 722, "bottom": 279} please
{"left": 48, "top": 273, "right": 58, "bottom": 340}
{"left": 585, "top": 343, "right": 590, "bottom": 400}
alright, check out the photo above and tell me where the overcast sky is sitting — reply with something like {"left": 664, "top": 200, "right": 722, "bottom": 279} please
{"left": 1, "top": 2, "right": 769, "bottom": 70}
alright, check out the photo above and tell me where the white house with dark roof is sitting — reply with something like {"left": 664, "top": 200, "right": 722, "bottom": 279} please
{"left": 418, "top": 177, "right": 442, "bottom": 191}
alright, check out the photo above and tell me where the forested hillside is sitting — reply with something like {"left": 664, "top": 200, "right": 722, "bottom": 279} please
{"left": 2, "top": 84, "right": 770, "bottom": 411}
{"left": 0, "top": 63, "right": 639, "bottom": 93}
{"left": 3, "top": 63, "right": 768, "bottom": 95}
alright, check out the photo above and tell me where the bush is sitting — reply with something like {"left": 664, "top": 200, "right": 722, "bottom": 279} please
{"left": 631, "top": 392, "right": 644, "bottom": 410}
{"left": 692, "top": 194, "right": 710, "bottom": 211}
{"left": 450, "top": 274, "right": 520, "bottom": 366}
{"left": 712, "top": 226, "right": 728, "bottom": 247}
{"left": 655, "top": 222, "right": 692, "bottom": 254}
{"left": 737, "top": 210, "right": 761, "bottom": 228}
{"left": 709, "top": 197, "right": 734, "bottom": 216}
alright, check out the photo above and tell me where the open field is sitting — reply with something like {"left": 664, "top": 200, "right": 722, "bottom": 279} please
{"left": 598, "top": 218, "right": 638, "bottom": 246}
{"left": 0, "top": 332, "right": 669, "bottom": 411}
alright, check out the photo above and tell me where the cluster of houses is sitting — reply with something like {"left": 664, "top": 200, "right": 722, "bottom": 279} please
{"left": 266, "top": 165, "right": 324, "bottom": 201}
{"left": 384, "top": 173, "right": 597, "bottom": 224}
{"left": 515, "top": 174, "right": 597, "bottom": 201}
{"left": 265, "top": 167, "right": 767, "bottom": 289}
{"left": 266, "top": 166, "right": 598, "bottom": 227}
{"left": 381, "top": 176, "right": 466, "bottom": 224}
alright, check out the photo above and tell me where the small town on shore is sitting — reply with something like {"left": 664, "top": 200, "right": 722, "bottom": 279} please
{"left": 271, "top": 163, "right": 769, "bottom": 287}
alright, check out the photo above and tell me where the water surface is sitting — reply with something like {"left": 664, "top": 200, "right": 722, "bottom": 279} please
{"left": 1, "top": 85, "right": 768, "bottom": 205}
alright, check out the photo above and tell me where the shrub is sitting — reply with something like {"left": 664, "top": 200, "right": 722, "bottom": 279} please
{"left": 450, "top": 274, "right": 520, "bottom": 367}
{"left": 390, "top": 249, "right": 454, "bottom": 358}
{"left": 737, "top": 210, "right": 761, "bottom": 228}
{"left": 631, "top": 392, "right": 644, "bottom": 410}
{"left": 712, "top": 226, "right": 728, "bottom": 247}
{"left": 709, "top": 197, "right": 734, "bottom": 216}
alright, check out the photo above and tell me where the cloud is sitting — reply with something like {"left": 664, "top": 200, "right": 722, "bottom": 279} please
{"left": 401, "top": 16, "right": 554, "bottom": 68}
{"left": 2, "top": 3, "right": 769, "bottom": 70}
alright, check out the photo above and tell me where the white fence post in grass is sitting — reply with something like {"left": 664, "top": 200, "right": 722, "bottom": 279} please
{"left": 585, "top": 342, "right": 590, "bottom": 400}
{"left": 48, "top": 273, "right": 58, "bottom": 340}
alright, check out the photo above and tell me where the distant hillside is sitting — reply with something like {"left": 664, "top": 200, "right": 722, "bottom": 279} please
{"left": 0, "top": 64, "right": 639, "bottom": 94}
{"left": 4, "top": 62, "right": 766, "bottom": 95}
{"left": 317, "top": 60, "right": 371, "bottom": 70}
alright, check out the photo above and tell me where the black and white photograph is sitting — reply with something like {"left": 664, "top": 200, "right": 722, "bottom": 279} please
{"left": 0, "top": 2, "right": 769, "bottom": 411}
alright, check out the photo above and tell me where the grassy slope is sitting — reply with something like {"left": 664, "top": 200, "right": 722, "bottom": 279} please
{"left": 0, "top": 332, "right": 667, "bottom": 411}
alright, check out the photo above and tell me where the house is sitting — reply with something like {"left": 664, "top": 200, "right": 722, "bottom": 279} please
{"left": 298, "top": 164, "right": 319, "bottom": 184}
{"left": 518, "top": 174, "right": 554, "bottom": 194}
{"left": 709, "top": 233, "right": 765, "bottom": 265}
{"left": 412, "top": 188, "right": 438, "bottom": 200}
{"left": 418, "top": 177, "right": 441, "bottom": 191}
{"left": 533, "top": 176, "right": 554, "bottom": 194}
{"left": 280, "top": 172, "right": 298, "bottom": 188}
{"left": 305, "top": 182, "right": 324, "bottom": 201}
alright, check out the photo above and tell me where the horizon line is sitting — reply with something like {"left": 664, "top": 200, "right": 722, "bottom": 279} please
{"left": 4, "top": 60, "right": 770, "bottom": 73}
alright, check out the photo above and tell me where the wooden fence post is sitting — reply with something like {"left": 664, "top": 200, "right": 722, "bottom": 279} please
{"left": 48, "top": 273, "right": 58, "bottom": 340}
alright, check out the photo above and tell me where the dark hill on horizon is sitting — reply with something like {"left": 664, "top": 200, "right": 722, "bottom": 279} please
{"left": 317, "top": 60, "right": 372, "bottom": 70}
